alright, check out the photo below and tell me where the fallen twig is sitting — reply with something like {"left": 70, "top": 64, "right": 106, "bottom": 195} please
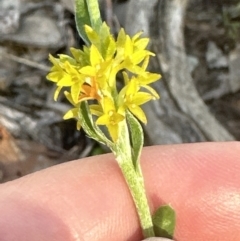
{"left": 2, "top": 52, "right": 50, "bottom": 72}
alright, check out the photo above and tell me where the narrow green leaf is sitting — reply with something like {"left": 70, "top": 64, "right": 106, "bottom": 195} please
{"left": 80, "top": 101, "right": 95, "bottom": 131}
{"left": 75, "top": 0, "right": 102, "bottom": 44}
{"left": 126, "top": 111, "right": 143, "bottom": 171}
{"left": 152, "top": 205, "right": 176, "bottom": 239}
{"left": 86, "top": 0, "right": 102, "bottom": 31}
{"left": 114, "top": 118, "right": 132, "bottom": 161}
{"left": 75, "top": 0, "right": 91, "bottom": 44}
{"left": 79, "top": 102, "right": 113, "bottom": 148}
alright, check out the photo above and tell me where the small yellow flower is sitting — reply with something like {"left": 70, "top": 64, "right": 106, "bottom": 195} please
{"left": 115, "top": 29, "right": 154, "bottom": 68}
{"left": 47, "top": 54, "right": 85, "bottom": 101}
{"left": 96, "top": 97, "right": 124, "bottom": 142}
{"left": 47, "top": 22, "right": 161, "bottom": 142}
{"left": 63, "top": 91, "right": 81, "bottom": 130}
{"left": 79, "top": 45, "right": 113, "bottom": 92}
{"left": 119, "top": 76, "right": 154, "bottom": 123}
{"left": 79, "top": 78, "right": 101, "bottom": 102}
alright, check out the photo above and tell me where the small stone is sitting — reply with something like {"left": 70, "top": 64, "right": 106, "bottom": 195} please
{"left": 0, "top": 0, "right": 20, "bottom": 34}
{"left": 3, "top": 11, "right": 64, "bottom": 48}
{"left": 206, "top": 41, "right": 228, "bottom": 69}
{"left": 187, "top": 55, "right": 199, "bottom": 74}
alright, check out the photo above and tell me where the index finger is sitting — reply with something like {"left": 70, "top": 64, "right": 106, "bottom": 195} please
{"left": 0, "top": 142, "right": 239, "bottom": 241}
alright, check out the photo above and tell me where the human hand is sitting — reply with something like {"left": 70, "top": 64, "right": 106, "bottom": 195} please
{"left": 0, "top": 142, "right": 239, "bottom": 241}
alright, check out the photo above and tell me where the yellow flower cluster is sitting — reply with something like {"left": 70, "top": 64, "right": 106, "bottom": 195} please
{"left": 47, "top": 23, "right": 160, "bottom": 142}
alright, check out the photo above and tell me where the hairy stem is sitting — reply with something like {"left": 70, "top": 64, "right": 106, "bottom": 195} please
{"left": 117, "top": 157, "right": 155, "bottom": 238}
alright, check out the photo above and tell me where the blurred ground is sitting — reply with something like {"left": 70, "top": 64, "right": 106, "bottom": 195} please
{"left": 185, "top": 0, "right": 240, "bottom": 139}
{"left": 0, "top": 0, "right": 239, "bottom": 182}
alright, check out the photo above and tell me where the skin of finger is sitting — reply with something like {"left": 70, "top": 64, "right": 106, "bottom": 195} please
{"left": 0, "top": 142, "right": 239, "bottom": 241}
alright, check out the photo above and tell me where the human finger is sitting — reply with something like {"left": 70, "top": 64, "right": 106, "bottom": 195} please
{"left": 0, "top": 142, "right": 239, "bottom": 241}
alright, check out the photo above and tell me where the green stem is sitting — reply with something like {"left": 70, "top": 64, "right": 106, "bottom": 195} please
{"left": 117, "top": 157, "right": 155, "bottom": 238}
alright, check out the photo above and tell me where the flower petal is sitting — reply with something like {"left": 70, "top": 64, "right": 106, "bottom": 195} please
{"left": 102, "top": 97, "right": 116, "bottom": 114}
{"left": 117, "top": 28, "right": 126, "bottom": 49}
{"left": 132, "top": 92, "right": 153, "bottom": 105}
{"left": 129, "top": 105, "right": 147, "bottom": 124}
{"left": 96, "top": 114, "right": 109, "bottom": 125}
{"left": 130, "top": 50, "right": 148, "bottom": 65}
{"left": 71, "top": 83, "right": 81, "bottom": 103}
{"left": 125, "top": 79, "right": 139, "bottom": 96}
{"left": 141, "top": 84, "right": 160, "bottom": 99}
{"left": 90, "top": 45, "right": 103, "bottom": 67}
{"left": 64, "top": 91, "right": 75, "bottom": 106}
{"left": 54, "top": 86, "right": 62, "bottom": 101}
{"left": 49, "top": 54, "right": 60, "bottom": 67}
{"left": 89, "top": 104, "right": 103, "bottom": 116}
{"left": 132, "top": 31, "right": 143, "bottom": 42}
{"left": 141, "top": 56, "right": 149, "bottom": 71}
{"left": 63, "top": 108, "right": 78, "bottom": 120}
{"left": 85, "top": 25, "right": 99, "bottom": 45}
{"left": 57, "top": 74, "right": 74, "bottom": 86}
{"left": 108, "top": 124, "right": 118, "bottom": 142}
{"left": 138, "top": 73, "right": 161, "bottom": 85}
{"left": 70, "top": 47, "right": 84, "bottom": 63}
{"left": 124, "top": 35, "right": 133, "bottom": 56}
{"left": 80, "top": 66, "right": 96, "bottom": 76}
{"left": 46, "top": 71, "right": 62, "bottom": 82}
{"left": 134, "top": 38, "right": 149, "bottom": 50}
